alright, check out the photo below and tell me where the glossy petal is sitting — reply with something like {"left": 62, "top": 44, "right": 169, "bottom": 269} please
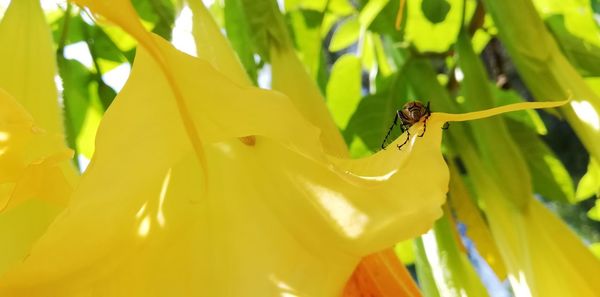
{"left": 0, "top": 0, "right": 571, "bottom": 295}
{"left": 0, "top": 22, "right": 565, "bottom": 295}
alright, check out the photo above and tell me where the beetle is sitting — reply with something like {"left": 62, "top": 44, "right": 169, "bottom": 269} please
{"left": 381, "top": 101, "right": 431, "bottom": 150}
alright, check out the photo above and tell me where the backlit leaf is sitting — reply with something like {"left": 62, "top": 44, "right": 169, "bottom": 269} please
{"left": 326, "top": 54, "right": 362, "bottom": 129}
{"left": 329, "top": 16, "right": 360, "bottom": 51}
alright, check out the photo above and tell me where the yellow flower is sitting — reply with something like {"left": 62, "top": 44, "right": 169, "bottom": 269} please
{"left": 0, "top": 0, "right": 566, "bottom": 296}
{"left": 0, "top": 0, "right": 79, "bottom": 211}
{"left": 0, "top": 0, "right": 77, "bottom": 279}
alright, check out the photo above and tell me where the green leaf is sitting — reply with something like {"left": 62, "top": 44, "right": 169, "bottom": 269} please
{"left": 576, "top": 158, "right": 600, "bottom": 201}
{"left": 394, "top": 240, "right": 415, "bottom": 265}
{"left": 507, "top": 119, "right": 575, "bottom": 203}
{"left": 327, "top": 0, "right": 356, "bottom": 16}
{"left": 58, "top": 57, "right": 92, "bottom": 155}
{"left": 471, "top": 14, "right": 495, "bottom": 53}
{"left": 360, "top": 31, "right": 375, "bottom": 71}
{"left": 456, "top": 31, "right": 532, "bottom": 209}
{"left": 590, "top": 242, "right": 600, "bottom": 259}
{"left": 545, "top": 15, "right": 600, "bottom": 76}
{"left": 51, "top": 11, "right": 86, "bottom": 48}
{"left": 373, "top": 33, "right": 394, "bottom": 76}
{"left": 224, "top": 0, "right": 258, "bottom": 83}
{"left": 287, "top": 9, "right": 324, "bottom": 80}
{"left": 482, "top": 0, "right": 600, "bottom": 166}
{"left": 347, "top": 136, "right": 371, "bottom": 158}
{"left": 359, "top": 0, "right": 403, "bottom": 39}
{"left": 588, "top": 199, "right": 600, "bottom": 221}
{"left": 284, "top": 0, "right": 328, "bottom": 12}
{"left": 240, "top": 0, "right": 292, "bottom": 59}
{"left": 328, "top": 16, "right": 360, "bottom": 51}
{"left": 422, "top": 213, "right": 489, "bottom": 297}
{"left": 97, "top": 80, "right": 117, "bottom": 110}
{"left": 57, "top": 57, "right": 104, "bottom": 160}
{"left": 89, "top": 27, "right": 130, "bottom": 67}
{"left": 414, "top": 238, "right": 442, "bottom": 297}
{"left": 491, "top": 84, "right": 547, "bottom": 134}
{"left": 344, "top": 72, "right": 409, "bottom": 153}
{"left": 533, "top": 0, "right": 600, "bottom": 48}
{"left": 358, "top": 0, "right": 390, "bottom": 29}
{"left": 132, "top": 0, "right": 176, "bottom": 40}
{"left": 421, "top": 0, "right": 451, "bottom": 24}
{"left": 326, "top": 54, "right": 362, "bottom": 129}
{"left": 405, "top": 0, "right": 468, "bottom": 52}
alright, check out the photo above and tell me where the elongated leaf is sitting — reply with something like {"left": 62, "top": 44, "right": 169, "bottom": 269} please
{"left": 482, "top": 0, "right": 600, "bottom": 167}
{"left": 287, "top": 9, "right": 325, "bottom": 80}
{"left": 458, "top": 135, "right": 600, "bottom": 297}
{"left": 358, "top": 0, "right": 390, "bottom": 29}
{"left": 576, "top": 158, "right": 600, "bottom": 201}
{"left": 414, "top": 238, "right": 442, "bottom": 297}
{"left": 421, "top": 212, "right": 489, "bottom": 297}
{"left": 239, "top": 0, "right": 292, "bottom": 58}
{"left": 223, "top": 0, "right": 258, "bottom": 83}
{"left": 456, "top": 31, "right": 532, "bottom": 210}
{"left": 326, "top": 54, "right": 362, "bottom": 129}
{"left": 506, "top": 119, "right": 575, "bottom": 203}
{"left": 58, "top": 57, "right": 104, "bottom": 160}
{"left": 329, "top": 16, "right": 360, "bottom": 51}
{"left": 448, "top": 162, "right": 507, "bottom": 279}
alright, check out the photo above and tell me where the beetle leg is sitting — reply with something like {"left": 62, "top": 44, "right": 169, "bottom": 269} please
{"left": 397, "top": 128, "right": 411, "bottom": 150}
{"left": 381, "top": 111, "right": 401, "bottom": 150}
{"left": 419, "top": 119, "right": 427, "bottom": 137}
{"left": 419, "top": 102, "right": 431, "bottom": 137}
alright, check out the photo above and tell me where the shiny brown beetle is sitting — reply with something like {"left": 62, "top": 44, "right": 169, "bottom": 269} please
{"left": 381, "top": 101, "right": 431, "bottom": 150}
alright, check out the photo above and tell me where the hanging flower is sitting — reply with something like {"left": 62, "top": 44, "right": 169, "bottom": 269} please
{"left": 0, "top": 0, "right": 566, "bottom": 296}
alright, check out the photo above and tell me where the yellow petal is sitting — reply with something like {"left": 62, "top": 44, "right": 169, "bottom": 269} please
{"left": 0, "top": 0, "right": 63, "bottom": 137}
{"left": 447, "top": 161, "right": 506, "bottom": 279}
{"left": 0, "top": 28, "right": 571, "bottom": 294}
{"left": 72, "top": 0, "right": 209, "bottom": 179}
{"left": 271, "top": 46, "right": 350, "bottom": 158}
{"left": 0, "top": 0, "right": 77, "bottom": 278}
{"left": 0, "top": 0, "right": 78, "bottom": 191}
{"left": 0, "top": 89, "right": 71, "bottom": 276}
{"left": 461, "top": 143, "right": 600, "bottom": 297}
{"left": 434, "top": 99, "right": 569, "bottom": 123}
{"left": 0, "top": 34, "right": 440, "bottom": 295}
{"left": 0, "top": 88, "right": 73, "bottom": 212}
{"left": 187, "top": 0, "right": 251, "bottom": 86}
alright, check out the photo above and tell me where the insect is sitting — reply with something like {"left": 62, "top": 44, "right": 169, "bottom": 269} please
{"left": 381, "top": 101, "right": 431, "bottom": 150}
